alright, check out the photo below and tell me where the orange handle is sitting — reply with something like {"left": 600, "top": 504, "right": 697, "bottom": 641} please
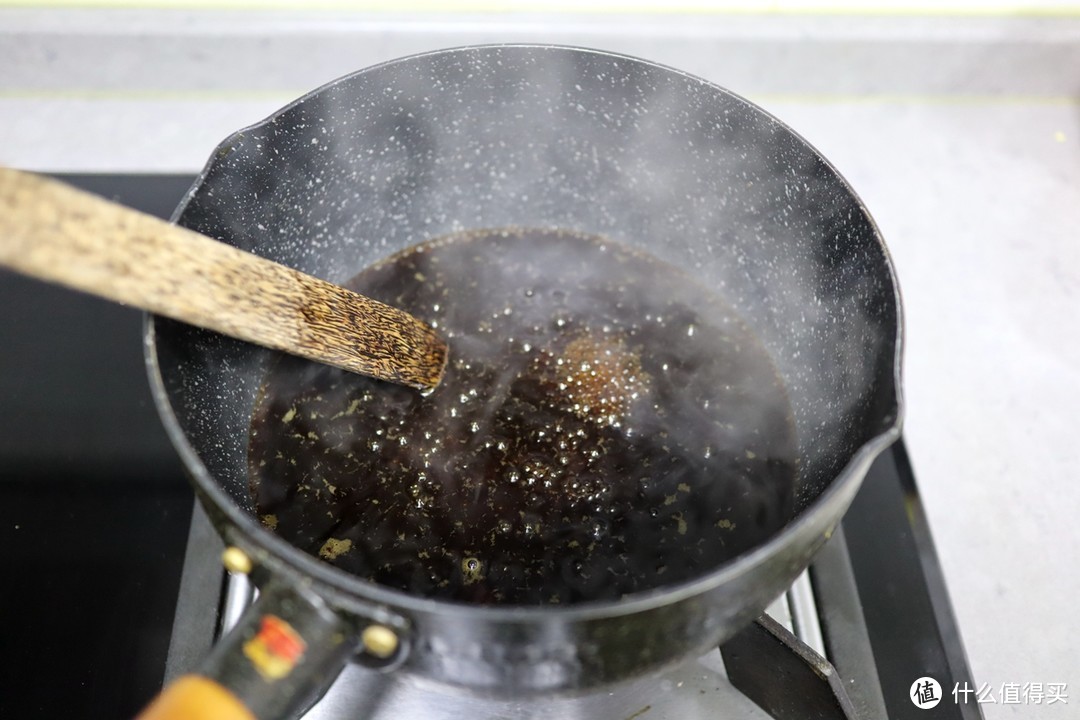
{"left": 136, "top": 675, "right": 256, "bottom": 720}
{"left": 133, "top": 580, "right": 359, "bottom": 720}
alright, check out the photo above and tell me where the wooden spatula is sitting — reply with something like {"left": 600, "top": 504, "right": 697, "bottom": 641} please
{"left": 0, "top": 167, "right": 448, "bottom": 391}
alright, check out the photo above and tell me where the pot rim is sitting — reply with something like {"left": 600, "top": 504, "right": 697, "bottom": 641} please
{"left": 144, "top": 42, "right": 905, "bottom": 625}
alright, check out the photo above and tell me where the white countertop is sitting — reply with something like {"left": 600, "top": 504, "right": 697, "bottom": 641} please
{"left": 768, "top": 98, "right": 1080, "bottom": 704}
{"left": 3, "top": 8, "right": 1078, "bottom": 716}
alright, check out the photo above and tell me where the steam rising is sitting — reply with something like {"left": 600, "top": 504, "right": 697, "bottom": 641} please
{"left": 170, "top": 46, "right": 899, "bottom": 532}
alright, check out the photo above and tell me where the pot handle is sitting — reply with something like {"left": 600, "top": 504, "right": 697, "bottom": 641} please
{"left": 136, "top": 578, "right": 356, "bottom": 720}
{"left": 136, "top": 676, "right": 255, "bottom": 720}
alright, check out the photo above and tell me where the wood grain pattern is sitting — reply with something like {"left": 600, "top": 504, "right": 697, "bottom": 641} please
{"left": 0, "top": 167, "right": 448, "bottom": 391}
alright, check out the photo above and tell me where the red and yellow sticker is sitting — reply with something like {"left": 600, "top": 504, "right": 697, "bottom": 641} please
{"left": 242, "top": 615, "right": 307, "bottom": 680}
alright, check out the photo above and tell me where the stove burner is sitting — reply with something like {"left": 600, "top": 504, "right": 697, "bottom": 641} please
{"left": 166, "top": 441, "right": 982, "bottom": 720}
{"left": 33, "top": 175, "right": 978, "bottom": 720}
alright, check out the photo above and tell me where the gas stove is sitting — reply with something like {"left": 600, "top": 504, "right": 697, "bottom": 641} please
{"left": 83, "top": 165, "right": 977, "bottom": 719}
{"left": 6, "top": 11, "right": 1077, "bottom": 711}
{"left": 165, "top": 435, "right": 980, "bottom": 720}
{"left": 2, "top": 173, "right": 980, "bottom": 720}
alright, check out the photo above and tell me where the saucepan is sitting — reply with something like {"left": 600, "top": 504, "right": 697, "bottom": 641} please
{"left": 139, "top": 44, "right": 902, "bottom": 719}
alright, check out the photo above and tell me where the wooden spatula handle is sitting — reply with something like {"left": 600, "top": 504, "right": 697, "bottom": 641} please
{"left": 0, "top": 168, "right": 447, "bottom": 391}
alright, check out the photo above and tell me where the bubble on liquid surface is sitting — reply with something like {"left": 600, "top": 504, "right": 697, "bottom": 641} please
{"left": 248, "top": 228, "right": 797, "bottom": 605}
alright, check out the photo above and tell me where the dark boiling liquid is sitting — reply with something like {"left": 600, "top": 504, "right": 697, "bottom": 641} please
{"left": 249, "top": 229, "right": 797, "bottom": 605}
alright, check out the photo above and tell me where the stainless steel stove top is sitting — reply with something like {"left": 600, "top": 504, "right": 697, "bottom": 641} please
{"left": 0, "top": 172, "right": 982, "bottom": 720}
{"left": 166, "top": 441, "right": 982, "bottom": 720}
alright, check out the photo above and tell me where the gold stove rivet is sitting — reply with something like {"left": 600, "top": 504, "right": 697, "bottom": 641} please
{"left": 221, "top": 546, "right": 253, "bottom": 575}
{"left": 362, "top": 624, "right": 399, "bottom": 659}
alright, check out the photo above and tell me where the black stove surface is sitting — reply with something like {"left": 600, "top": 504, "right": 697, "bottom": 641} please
{"left": 0, "top": 175, "right": 198, "bottom": 719}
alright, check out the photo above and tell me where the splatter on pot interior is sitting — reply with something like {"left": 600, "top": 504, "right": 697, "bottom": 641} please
{"left": 145, "top": 45, "right": 901, "bottom": 719}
